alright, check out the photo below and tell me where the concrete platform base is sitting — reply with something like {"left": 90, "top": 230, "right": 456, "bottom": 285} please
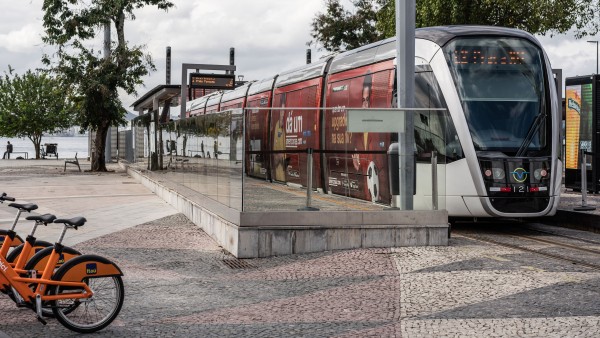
{"left": 126, "top": 166, "right": 449, "bottom": 258}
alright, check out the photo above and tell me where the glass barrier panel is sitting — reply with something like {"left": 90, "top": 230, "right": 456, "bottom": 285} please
{"left": 239, "top": 107, "right": 448, "bottom": 212}
{"left": 126, "top": 107, "right": 448, "bottom": 214}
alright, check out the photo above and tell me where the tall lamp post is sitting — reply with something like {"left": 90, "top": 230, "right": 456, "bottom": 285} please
{"left": 588, "top": 40, "right": 599, "bottom": 74}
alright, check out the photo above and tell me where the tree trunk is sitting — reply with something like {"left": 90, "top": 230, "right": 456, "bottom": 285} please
{"left": 29, "top": 134, "right": 42, "bottom": 159}
{"left": 91, "top": 123, "right": 109, "bottom": 171}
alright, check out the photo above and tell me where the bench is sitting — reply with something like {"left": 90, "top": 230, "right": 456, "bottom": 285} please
{"left": 188, "top": 150, "right": 204, "bottom": 157}
{"left": 175, "top": 158, "right": 189, "bottom": 169}
{"left": 11, "top": 152, "right": 28, "bottom": 159}
{"left": 64, "top": 153, "right": 81, "bottom": 172}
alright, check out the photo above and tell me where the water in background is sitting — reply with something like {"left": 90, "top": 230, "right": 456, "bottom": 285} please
{"left": 0, "top": 136, "right": 88, "bottom": 159}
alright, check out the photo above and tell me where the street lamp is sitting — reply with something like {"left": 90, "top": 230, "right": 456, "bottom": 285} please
{"left": 588, "top": 40, "right": 598, "bottom": 74}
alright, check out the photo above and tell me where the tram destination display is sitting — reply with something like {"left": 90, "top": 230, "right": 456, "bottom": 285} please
{"left": 190, "top": 73, "right": 235, "bottom": 90}
{"left": 452, "top": 48, "right": 528, "bottom": 65}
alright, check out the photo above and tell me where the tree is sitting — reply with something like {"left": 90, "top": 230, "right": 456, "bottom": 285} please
{"left": 311, "top": 0, "right": 600, "bottom": 52}
{"left": 310, "top": 0, "right": 383, "bottom": 52}
{"left": 378, "top": 0, "right": 599, "bottom": 39}
{"left": 41, "top": 0, "right": 174, "bottom": 171}
{"left": 0, "top": 69, "right": 74, "bottom": 159}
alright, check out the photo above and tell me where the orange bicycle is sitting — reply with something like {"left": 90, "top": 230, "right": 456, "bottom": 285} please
{"left": 0, "top": 193, "right": 80, "bottom": 289}
{"left": 0, "top": 216, "right": 124, "bottom": 333}
{"left": 0, "top": 210, "right": 80, "bottom": 317}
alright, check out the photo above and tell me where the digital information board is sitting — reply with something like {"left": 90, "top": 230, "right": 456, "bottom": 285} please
{"left": 189, "top": 73, "right": 235, "bottom": 90}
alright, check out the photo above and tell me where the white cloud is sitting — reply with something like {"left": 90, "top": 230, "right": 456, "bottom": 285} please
{"left": 2, "top": 0, "right": 599, "bottom": 108}
{"left": 0, "top": 23, "right": 43, "bottom": 53}
{"left": 536, "top": 32, "right": 599, "bottom": 91}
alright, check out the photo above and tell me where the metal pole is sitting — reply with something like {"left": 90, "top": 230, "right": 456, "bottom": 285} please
{"left": 298, "top": 148, "right": 319, "bottom": 211}
{"left": 229, "top": 48, "right": 235, "bottom": 75}
{"left": 431, "top": 151, "right": 438, "bottom": 210}
{"left": 588, "top": 41, "right": 599, "bottom": 74}
{"left": 306, "top": 49, "right": 312, "bottom": 64}
{"left": 396, "top": 0, "right": 416, "bottom": 210}
{"left": 166, "top": 46, "right": 171, "bottom": 85}
{"left": 574, "top": 149, "right": 596, "bottom": 211}
{"left": 104, "top": 23, "right": 112, "bottom": 164}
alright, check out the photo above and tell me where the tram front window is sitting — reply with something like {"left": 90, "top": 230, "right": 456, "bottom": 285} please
{"left": 444, "top": 37, "right": 549, "bottom": 156}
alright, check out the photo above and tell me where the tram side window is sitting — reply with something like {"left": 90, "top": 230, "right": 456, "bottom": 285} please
{"left": 414, "top": 71, "right": 464, "bottom": 163}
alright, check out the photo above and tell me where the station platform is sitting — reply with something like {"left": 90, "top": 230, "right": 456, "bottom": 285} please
{"left": 538, "top": 187, "right": 600, "bottom": 233}
{"left": 122, "top": 159, "right": 449, "bottom": 258}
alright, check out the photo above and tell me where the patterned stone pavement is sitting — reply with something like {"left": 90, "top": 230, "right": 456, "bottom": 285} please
{"left": 2, "top": 214, "right": 599, "bottom": 337}
{"left": 1, "top": 160, "right": 600, "bottom": 337}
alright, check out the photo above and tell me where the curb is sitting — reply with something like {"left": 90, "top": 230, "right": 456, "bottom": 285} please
{"left": 537, "top": 209, "right": 600, "bottom": 234}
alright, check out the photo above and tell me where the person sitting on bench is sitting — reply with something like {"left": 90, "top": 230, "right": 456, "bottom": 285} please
{"left": 2, "top": 141, "right": 12, "bottom": 159}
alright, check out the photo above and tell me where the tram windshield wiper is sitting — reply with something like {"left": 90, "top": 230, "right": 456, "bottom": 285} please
{"left": 516, "top": 112, "right": 546, "bottom": 157}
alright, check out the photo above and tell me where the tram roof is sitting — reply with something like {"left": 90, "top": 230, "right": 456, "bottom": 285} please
{"left": 274, "top": 57, "right": 332, "bottom": 88}
{"left": 206, "top": 92, "right": 223, "bottom": 106}
{"left": 415, "top": 25, "right": 540, "bottom": 47}
{"left": 328, "top": 25, "right": 540, "bottom": 75}
{"left": 247, "top": 77, "right": 276, "bottom": 96}
{"left": 221, "top": 81, "right": 254, "bottom": 102}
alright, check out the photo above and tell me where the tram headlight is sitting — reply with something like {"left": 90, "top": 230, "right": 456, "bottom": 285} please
{"left": 533, "top": 168, "right": 548, "bottom": 181}
{"left": 492, "top": 168, "right": 505, "bottom": 180}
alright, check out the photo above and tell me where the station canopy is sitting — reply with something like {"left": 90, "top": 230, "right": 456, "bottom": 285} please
{"left": 131, "top": 84, "right": 181, "bottom": 113}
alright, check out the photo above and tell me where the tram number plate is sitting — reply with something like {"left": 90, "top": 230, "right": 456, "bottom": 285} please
{"left": 514, "top": 186, "right": 526, "bottom": 193}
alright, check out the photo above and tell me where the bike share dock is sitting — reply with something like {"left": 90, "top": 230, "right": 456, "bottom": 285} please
{"left": 122, "top": 159, "right": 448, "bottom": 258}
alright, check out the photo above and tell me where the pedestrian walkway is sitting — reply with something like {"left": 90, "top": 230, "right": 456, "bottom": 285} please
{"left": 1, "top": 160, "right": 600, "bottom": 337}
{"left": 0, "top": 159, "right": 177, "bottom": 245}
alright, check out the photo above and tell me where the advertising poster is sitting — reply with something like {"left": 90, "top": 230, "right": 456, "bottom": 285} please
{"left": 565, "top": 83, "right": 593, "bottom": 170}
{"left": 565, "top": 85, "right": 582, "bottom": 169}
{"left": 324, "top": 70, "right": 392, "bottom": 203}
{"left": 272, "top": 85, "right": 320, "bottom": 187}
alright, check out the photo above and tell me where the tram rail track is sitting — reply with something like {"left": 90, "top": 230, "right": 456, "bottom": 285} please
{"left": 520, "top": 226, "right": 600, "bottom": 246}
{"left": 456, "top": 229, "right": 600, "bottom": 272}
{"left": 504, "top": 232, "right": 600, "bottom": 255}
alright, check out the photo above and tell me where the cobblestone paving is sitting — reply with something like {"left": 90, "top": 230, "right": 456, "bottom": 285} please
{"left": 0, "top": 214, "right": 402, "bottom": 337}
{"left": 393, "top": 232, "right": 600, "bottom": 337}
{"left": 2, "top": 216, "right": 600, "bottom": 337}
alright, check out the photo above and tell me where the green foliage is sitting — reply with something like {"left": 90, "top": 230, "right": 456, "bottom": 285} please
{"left": 41, "top": 0, "right": 174, "bottom": 170}
{"left": 0, "top": 69, "right": 74, "bottom": 158}
{"left": 310, "top": 0, "right": 383, "bottom": 52}
{"left": 312, "top": 0, "right": 600, "bottom": 52}
{"left": 378, "top": 0, "right": 599, "bottom": 38}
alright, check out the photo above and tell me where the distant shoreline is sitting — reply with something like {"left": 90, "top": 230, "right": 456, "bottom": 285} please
{"left": 0, "top": 136, "right": 89, "bottom": 159}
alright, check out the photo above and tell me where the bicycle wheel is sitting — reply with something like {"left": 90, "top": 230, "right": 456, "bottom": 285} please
{"left": 50, "top": 275, "right": 124, "bottom": 333}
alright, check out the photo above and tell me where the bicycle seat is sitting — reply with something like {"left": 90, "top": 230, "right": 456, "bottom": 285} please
{"left": 26, "top": 214, "right": 57, "bottom": 224}
{"left": 8, "top": 203, "right": 38, "bottom": 212}
{"left": 54, "top": 217, "right": 87, "bottom": 228}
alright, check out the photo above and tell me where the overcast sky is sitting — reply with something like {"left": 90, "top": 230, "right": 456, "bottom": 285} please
{"left": 2, "top": 0, "right": 599, "bottom": 112}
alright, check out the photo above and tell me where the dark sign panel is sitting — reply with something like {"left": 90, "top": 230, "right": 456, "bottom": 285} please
{"left": 565, "top": 75, "right": 600, "bottom": 193}
{"left": 190, "top": 73, "right": 235, "bottom": 90}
